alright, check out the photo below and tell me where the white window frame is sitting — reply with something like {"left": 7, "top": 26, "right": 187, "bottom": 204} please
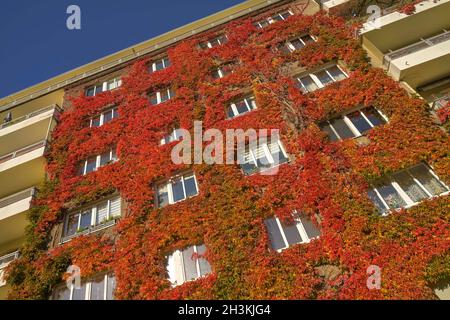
{"left": 323, "top": 107, "right": 389, "bottom": 141}
{"left": 80, "top": 147, "right": 118, "bottom": 175}
{"left": 166, "top": 245, "right": 210, "bottom": 287}
{"left": 63, "top": 196, "right": 122, "bottom": 238}
{"left": 55, "top": 274, "right": 115, "bottom": 300}
{"left": 270, "top": 215, "right": 319, "bottom": 253}
{"left": 86, "top": 78, "right": 122, "bottom": 96}
{"left": 150, "top": 57, "right": 170, "bottom": 73}
{"left": 254, "top": 9, "right": 293, "bottom": 29}
{"left": 160, "top": 128, "right": 183, "bottom": 145}
{"left": 157, "top": 173, "right": 199, "bottom": 207}
{"left": 150, "top": 88, "right": 175, "bottom": 105}
{"left": 369, "top": 164, "right": 450, "bottom": 216}
{"left": 228, "top": 96, "right": 257, "bottom": 119}
{"left": 296, "top": 65, "right": 348, "bottom": 93}
{"left": 201, "top": 35, "right": 228, "bottom": 49}
{"left": 241, "top": 139, "right": 289, "bottom": 174}
{"left": 284, "top": 34, "right": 317, "bottom": 52}
{"left": 89, "top": 106, "right": 119, "bottom": 128}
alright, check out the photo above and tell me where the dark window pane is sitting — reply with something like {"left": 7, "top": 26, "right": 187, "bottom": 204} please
{"left": 265, "top": 217, "right": 286, "bottom": 250}
{"left": 171, "top": 178, "right": 185, "bottom": 202}
{"left": 164, "top": 58, "right": 171, "bottom": 67}
{"left": 72, "top": 282, "right": 87, "bottom": 300}
{"left": 377, "top": 183, "right": 406, "bottom": 209}
{"left": 86, "top": 87, "right": 95, "bottom": 97}
{"left": 327, "top": 66, "right": 346, "bottom": 81}
{"left": 149, "top": 93, "right": 158, "bottom": 105}
{"left": 347, "top": 111, "right": 372, "bottom": 134}
{"left": 65, "top": 214, "right": 79, "bottom": 237}
{"left": 227, "top": 106, "right": 236, "bottom": 118}
{"left": 393, "top": 171, "right": 428, "bottom": 203}
{"left": 280, "top": 11, "right": 292, "bottom": 19}
{"left": 91, "top": 115, "right": 101, "bottom": 127}
{"left": 184, "top": 176, "right": 198, "bottom": 198}
{"left": 281, "top": 220, "right": 303, "bottom": 246}
{"left": 85, "top": 157, "right": 97, "bottom": 173}
{"left": 315, "top": 70, "right": 334, "bottom": 86}
{"left": 95, "top": 85, "right": 103, "bottom": 94}
{"left": 300, "top": 35, "right": 314, "bottom": 44}
{"left": 409, "top": 164, "right": 448, "bottom": 196}
{"left": 297, "top": 75, "right": 318, "bottom": 93}
{"left": 182, "top": 246, "right": 198, "bottom": 281}
{"left": 320, "top": 123, "right": 339, "bottom": 141}
{"left": 103, "top": 110, "right": 113, "bottom": 124}
{"left": 100, "top": 151, "right": 111, "bottom": 166}
{"left": 155, "top": 60, "right": 164, "bottom": 71}
{"left": 290, "top": 39, "right": 304, "bottom": 50}
{"left": 90, "top": 276, "right": 105, "bottom": 300}
{"left": 300, "top": 215, "right": 321, "bottom": 239}
{"left": 368, "top": 189, "right": 387, "bottom": 214}
{"left": 330, "top": 118, "right": 355, "bottom": 140}
{"left": 196, "top": 245, "right": 212, "bottom": 277}
{"left": 363, "top": 107, "right": 386, "bottom": 127}
{"left": 79, "top": 210, "right": 92, "bottom": 230}
{"left": 235, "top": 100, "right": 249, "bottom": 115}
{"left": 113, "top": 107, "right": 119, "bottom": 119}
{"left": 212, "top": 69, "right": 222, "bottom": 79}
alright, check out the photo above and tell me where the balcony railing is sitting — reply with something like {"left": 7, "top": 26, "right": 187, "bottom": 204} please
{"left": 0, "top": 140, "right": 47, "bottom": 165}
{"left": 383, "top": 30, "right": 450, "bottom": 67}
{"left": 60, "top": 219, "right": 118, "bottom": 244}
{"left": 1, "top": 104, "right": 61, "bottom": 130}
{"left": 431, "top": 94, "right": 449, "bottom": 111}
{"left": 0, "top": 187, "right": 36, "bottom": 209}
{"left": 0, "top": 251, "right": 19, "bottom": 286}
{"left": 0, "top": 251, "right": 19, "bottom": 268}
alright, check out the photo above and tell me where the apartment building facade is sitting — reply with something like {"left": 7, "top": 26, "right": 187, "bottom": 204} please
{"left": 0, "top": 0, "right": 449, "bottom": 300}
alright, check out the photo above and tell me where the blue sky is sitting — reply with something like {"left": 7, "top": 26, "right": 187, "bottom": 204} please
{"left": 0, "top": 0, "right": 243, "bottom": 98}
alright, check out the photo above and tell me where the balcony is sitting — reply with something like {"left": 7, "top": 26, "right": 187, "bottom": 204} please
{"left": 0, "top": 141, "right": 46, "bottom": 199}
{"left": 360, "top": 0, "right": 450, "bottom": 89}
{"left": 382, "top": 30, "right": 450, "bottom": 88}
{"left": 0, "top": 105, "right": 59, "bottom": 157}
{"left": 0, "top": 251, "right": 19, "bottom": 287}
{"left": 0, "top": 188, "right": 35, "bottom": 246}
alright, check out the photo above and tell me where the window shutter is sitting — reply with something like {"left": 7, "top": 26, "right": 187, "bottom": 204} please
{"left": 109, "top": 197, "right": 121, "bottom": 218}
{"left": 96, "top": 202, "right": 109, "bottom": 224}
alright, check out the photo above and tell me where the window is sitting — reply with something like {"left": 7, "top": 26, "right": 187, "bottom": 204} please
{"left": 238, "top": 138, "right": 289, "bottom": 175}
{"left": 156, "top": 173, "right": 199, "bottom": 207}
{"left": 52, "top": 274, "right": 116, "bottom": 300}
{"left": 265, "top": 213, "right": 320, "bottom": 252}
{"left": 149, "top": 88, "right": 175, "bottom": 105}
{"left": 254, "top": 10, "right": 293, "bottom": 29}
{"left": 199, "top": 35, "right": 228, "bottom": 49}
{"left": 150, "top": 57, "right": 171, "bottom": 73}
{"left": 161, "top": 128, "right": 184, "bottom": 145}
{"left": 227, "top": 96, "right": 257, "bottom": 119}
{"left": 320, "top": 107, "right": 388, "bottom": 142}
{"left": 281, "top": 35, "right": 315, "bottom": 53}
{"left": 85, "top": 78, "right": 122, "bottom": 97}
{"left": 212, "top": 65, "right": 232, "bottom": 80}
{"left": 166, "top": 244, "right": 212, "bottom": 286}
{"left": 90, "top": 106, "right": 119, "bottom": 128}
{"left": 62, "top": 196, "right": 122, "bottom": 241}
{"left": 368, "top": 164, "right": 449, "bottom": 215}
{"left": 296, "top": 65, "right": 348, "bottom": 93}
{"left": 78, "top": 147, "right": 118, "bottom": 175}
